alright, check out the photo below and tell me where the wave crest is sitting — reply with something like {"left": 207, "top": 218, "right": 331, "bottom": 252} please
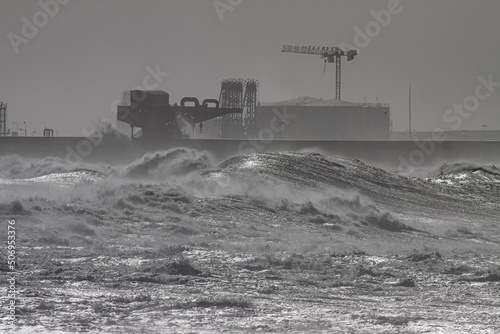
{"left": 121, "top": 148, "right": 214, "bottom": 179}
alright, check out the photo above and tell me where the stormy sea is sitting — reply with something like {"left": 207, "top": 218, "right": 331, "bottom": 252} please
{"left": 0, "top": 148, "right": 499, "bottom": 333}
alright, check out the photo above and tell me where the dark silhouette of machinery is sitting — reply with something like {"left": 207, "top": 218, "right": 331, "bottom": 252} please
{"left": 282, "top": 45, "right": 357, "bottom": 100}
{"left": 43, "top": 128, "right": 54, "bottom": 137}
{"left": 219, "top": 79, "right": 245, "bottom": 138}
{"left": 117, "top": 90, "right": 242, "bottom": 140}
{"left": 243, "top": 79, "right": 259, "bottom": 137}
{"left": 0, "top": 102, "right": 8, "bottom": 136}
{"left": 218, "top": 79, "right": 259, "bottom": 138}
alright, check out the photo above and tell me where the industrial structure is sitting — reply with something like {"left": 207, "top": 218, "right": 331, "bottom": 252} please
{"left": 281, "top": 45, "right": 357, "bottom": 100}
{"left": 43, "top": 128, "right": 55, "bottom": 137}
{"left": 199, "top": 79, "right": 391, "bottom": 141}
{"left": 218, "top": 79, "right": 259, "bottom": 138}
{"left": 116, "top": 90, "right": 242, "bottom": 140}
{"left": 0, "top": 102, "right": 8, "bottom": 136}
{"left": 254, "top": 97, "right": 390, "bottom": 140}
{"left": 116, "top": 45, "right": 391, "bottom": 141}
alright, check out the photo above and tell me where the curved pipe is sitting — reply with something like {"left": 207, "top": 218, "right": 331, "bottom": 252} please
{"left": 180, "top": 97, "right": 200, "bottom": 107}
{"left": 202, "top": 99, "right": 219, "bottom": 108}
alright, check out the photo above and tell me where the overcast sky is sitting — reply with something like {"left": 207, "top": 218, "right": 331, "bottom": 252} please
{"left": 1, "top": 0, "right": 499, "bottom": 136}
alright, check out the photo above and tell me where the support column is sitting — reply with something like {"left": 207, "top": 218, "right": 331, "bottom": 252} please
{"left": 336, "top": 56, "right": 341, "bottom": 100}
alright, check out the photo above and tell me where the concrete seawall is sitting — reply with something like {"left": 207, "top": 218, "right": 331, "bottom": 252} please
{"left": 1, "top": 137, "right": 499, "bottom": 169}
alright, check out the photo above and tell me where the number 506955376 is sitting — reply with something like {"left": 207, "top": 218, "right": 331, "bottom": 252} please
{"left": 7, "top": 220, "right": 16, "bottom": 268}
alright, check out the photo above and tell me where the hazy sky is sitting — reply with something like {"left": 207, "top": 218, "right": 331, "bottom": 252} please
{"left": 1, "top": 0, "right": 499, "bottom": 136}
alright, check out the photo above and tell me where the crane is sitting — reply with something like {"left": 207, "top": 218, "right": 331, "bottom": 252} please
{"left": 282, "top": 45, "right": 358, "bottom": 100}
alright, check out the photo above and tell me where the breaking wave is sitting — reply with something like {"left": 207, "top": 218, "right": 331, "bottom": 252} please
{"left": 1, "top": 149, "right": 498, "bottom": 235}
{"left": 122, "top": 148, "right": 214, "bottom": 179}
{"left": 428, "top": 162, "right": 500, "bottom": 179}
{"left": 2, "top": 149, "right": 499, "bottom": 334}
{"left": 0, "top": 155, "right": 109, "bottom": 179}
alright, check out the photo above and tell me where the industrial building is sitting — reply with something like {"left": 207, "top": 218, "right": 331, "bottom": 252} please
{"left": 198, "top": 80, "right": 391, "bottom": 141}
{"left": 197, "top": 45, "right": 390, "bottom": 141}
{"left": 200, "top": 97, "right": 391, "bottom": 140}
{"left": 257, "top": 98, "right": 390, "bottom": 141}
{"left": 116, "top": 44, "right": 391, "bottom": 141}
{"left": 116, "top": 90, "right": 242, "bottom": 140}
